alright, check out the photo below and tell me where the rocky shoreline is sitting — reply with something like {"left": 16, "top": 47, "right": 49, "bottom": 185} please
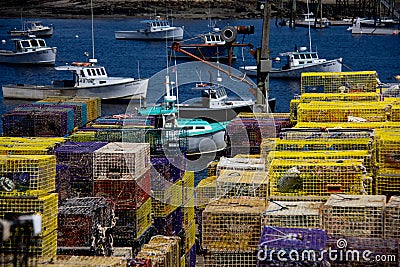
{"left": 0, "top": 0, "right": 339, "bottom": 20}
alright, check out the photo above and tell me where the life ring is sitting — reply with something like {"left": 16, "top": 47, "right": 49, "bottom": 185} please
{"left": 72, "top": 62, "right": 91, "bottom": 67}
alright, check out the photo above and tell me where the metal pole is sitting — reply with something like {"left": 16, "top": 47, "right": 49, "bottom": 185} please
{"left": 256, "top": 1, "right": 271, "bottom": 107}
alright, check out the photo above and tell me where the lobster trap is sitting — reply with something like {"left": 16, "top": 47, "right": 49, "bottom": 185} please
{"left": 262, "top": 137, "right": 373, "bottom": 153}
{"left": 257, "top": 226, "right": 327, "bottom": 267}
{"left": 297, "top": 101, "right": 391, "bottom": 123}
{"left": 2, "top": 109, "right": 75, "bottom": 137}
{"left": 300, "top": 71, "right": 378, "bottom": 94}
{"left": 384, "top": 196, "right": 400, "bottom": 240}
{"left": 195, "top": 176, "right": 217, "bottom": 208}
{"left": 93, "top": 169, "right": 150, "bottom": 209}
{"left": 151, "top": 179, "right": 183, "bottom": 217}
{"left": 267, "top": 150, "right": 373, "bottom": 173}
{"left": 153, "top": 206, "right": 183, "bottom": 237}
{"left": 216, "top": 156, "right": 266, "bottom": 177}
{"left": 182, "top": 196, "right": 195, "bottom": 229}
{"left": 57, "top": 197, "right": 115, "bottom": 249}
{"left": 113, "top": 197, "right": 152, "bottom": 243}
{"left": 204, "top": 251, "right": 257, "bottom": 267}
{"left": 150, "top": 154, "right": 186, "bottom": 186}
{"left": 269, "top": 159, "right": 371, "bottom": 197}
{"left": 202, "top": 197, "right": 266, "bottom": 252}
{"left": 322, "top": 194, "right": 386, "bottom": 238}
{"left": 0, "top": 155, "right": 56, "bottom": 197}
{"left": 41, "top": 96, "right": 101, "bottom": 122}
{"left": 178, "top": 221, "right": 196, "bottom": 256}
{"left": 216, "top": 170, "right": 269, "bottom": 199}
{"left": 375, "top": 168, "right": 400, "bottom": 196}
{"left": 262, "top": 200, "right": 323, "bottom": 229}
{"left": 55, "top": 141, "right": 108, "bottom": 181}
{"left": 93, "top": 142, "right": 150, "bottom": 180}
{"left": 136, "top": 235, "right": 181, "bottom": 267}
{"left": 0, "top": 193, "right": 58, "bottom": 237}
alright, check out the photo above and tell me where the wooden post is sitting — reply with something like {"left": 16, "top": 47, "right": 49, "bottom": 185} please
{"left": 256, "top": 0, "right": 271, "bottom": 106}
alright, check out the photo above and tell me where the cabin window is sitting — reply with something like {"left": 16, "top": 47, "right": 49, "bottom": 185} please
{"left": 100, "top": 68, "right": 106, "bottom": 75}
{"left": 211, "top": 35, "right": 216, "bottom": 42}
{"left": 300, "top": 54, "right": 306, "bottom": 59}
{"left": 182, "top": 126, "right": 193, "bottom": 131}
{"left": 294, "top": 55, "right": 300, "bottom": 59}
{"left": 80, "top": 70, "right": 85, "bottom": 77}
{"left": 91, "top": 69, "right": 96, "bottom": 76}
{"left": 305, "top": 54, "right": 311, "bottom": 59}
{"left": 86, "top": 70, "right": 92, "bottom": 76}
{"left": 30, "top": 39, "right": 39, "bottom": 47}
{"left": 38, "top": 39, "right": 45, "bottom": 47}
{"left": 196, "top": 126, "right": 205, "bottom": 130}
{"left": 96, "top": 69, "right": 101, "bottom": 75}
{"left": 21, "top": 40, "right": 30, "bottom": 48}
{"left": 311, "top": 53, "right": 318, "bottom": 58}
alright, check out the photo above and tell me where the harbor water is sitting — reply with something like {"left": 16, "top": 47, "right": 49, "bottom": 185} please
{"left": 0, "top": 17, "right": 399, "bottom": 118}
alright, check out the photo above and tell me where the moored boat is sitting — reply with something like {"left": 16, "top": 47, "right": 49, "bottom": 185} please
{"left": 347, "top": 17, "right": 400, "bottom": 35}
{"left": 0, "top": 38, "right": 57, "bottom": 65}
{"left": 8, "top": 20, "right": 54, "bottom": 38}
{"left": 2, "top": 59, "right": 149, "bottom": 100}
{"left": 240, "top": 46, "right": 342, "bottom": 79}
{"left": 139, "top": 75, "right": 227, "bottom": 155}
{"left": 115, "top": 16, "right": 184, "bottom": 40}
{"left": 176, "top": 82, "right": 254, "bottom": 122}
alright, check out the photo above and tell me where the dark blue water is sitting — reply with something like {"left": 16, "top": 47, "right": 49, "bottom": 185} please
{"left": 0, "top": 17, "right": 399, "bottom": 118}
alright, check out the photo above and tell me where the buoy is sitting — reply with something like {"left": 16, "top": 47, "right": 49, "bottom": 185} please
{"left": 1, "top": 40, "right": 5, "bottom": 45}
{"left": 75, "top": 34, "right": 79, "bottom": 38}
{"left": 395, "top": 75, "right": 400, "bottom": 81}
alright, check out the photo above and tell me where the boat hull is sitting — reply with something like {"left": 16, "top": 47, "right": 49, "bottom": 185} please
{"left": 2, "top": 78, "right": 149, "bottom": 100}
{"left": 350, "top": 26, "right": 400, "bottom": 35}
{"left": 186, "top": 129, "right": 226, "bottom": 155}
{"left": 173, "top": 45, "right": 237, "bottom": 61}
{"left": 178, "top": 103, "right": 254, "bottom": 122}
{"left": 241, "top": 58, "right": 342, "bottom": 78}
{"left": 0, "top": 47, "right": 57, "bottom": 65}
{"left": 8, "top": 28, "right": 54, "bottom": 38}
{"left": 115, "top": 28, "right": 184, "bottom": 40}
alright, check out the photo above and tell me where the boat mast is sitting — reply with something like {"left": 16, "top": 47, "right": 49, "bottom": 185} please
{"left": 91, "top": 0, "right": 95, "bottom": 60}
{"left": 306, "top": 0, "right": 312, "bottom": 52}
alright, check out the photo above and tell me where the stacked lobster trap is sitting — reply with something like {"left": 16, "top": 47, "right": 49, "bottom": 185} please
{"left": 134, "top": 235, "right": 181, "bottom": 267}
{"left": 374, "top": 128, "right": 400, "bottom": 196}
{"left": 54, "top": 141, "right": 107, "bottom": 203}
{"left": 0, "top": 153, "right": 59, "bottom": 264}
{"left": 257, "top": 226, "right": 327, "bottom": 267}
{"left": 202, "top": 198, "right": 266, "bottom": 267}
{"left": 91, "top": 142, "right": 152, "bottom": 246}
{"left": 225, "top": 112, "right": 291, "bottom": 157}
{"left": 322, "top": 194, "right": 386, "bottom": 238}
{"left": 57, "top": 197, "right": 116, "bottom": 256}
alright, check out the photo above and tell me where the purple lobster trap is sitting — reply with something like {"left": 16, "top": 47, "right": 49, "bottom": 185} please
{"left": 257, "top": 226, "right": 327, "bottom": 267}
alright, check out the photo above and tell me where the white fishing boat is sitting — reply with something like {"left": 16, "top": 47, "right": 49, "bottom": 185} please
{"left": 0, "top": 38, "right": 57, "bottom": 65}
{"left": 115, "top": 16, "right": 184, "bottom": 40}
{"left": 177, "top": 81, "right": 254, "bottom": 122}
{"left": 2, "top": 59, "right": 149, "bottom": 100}
{"left": 8, "top": 20, "right": 54, "bottom": 38}
{"left": 240, "top": 47, "right": 342, "bottom": 78}
{"left": 139, "top": 75, "right": 226, "bottom": 155}
{"left": 2, "top": 2, "right": 149, "bottom": 101}
{"left": 347, "top": 17, "right": 400, "bottom": 35}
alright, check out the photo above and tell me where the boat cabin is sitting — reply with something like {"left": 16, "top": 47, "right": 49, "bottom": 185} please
{"left": 14, "top": 38, "right": 48, "bottom": 52}
{"left": 144, "top": 17, "right": 172, "bottom": 31}
{"left": 201, "top": 33, "right": 225, "bottom": 45}
{"left": 25, "top": 21, "right": 47, "bottom": 31}
{"left": 53, "top": 63, "right": 109, "bottom": 88}
{"left": 280, "top": 47, "right": 325, "bottom": 69}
